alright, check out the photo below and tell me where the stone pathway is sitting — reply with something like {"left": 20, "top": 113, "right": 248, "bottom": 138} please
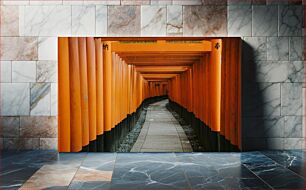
{"left": 131, "top": 99, "right": 193, "bottom": 152}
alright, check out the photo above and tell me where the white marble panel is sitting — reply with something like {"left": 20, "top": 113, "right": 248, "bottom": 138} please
{"left": 2, "top": 0, "right": 29, "bottom": 5}
{"left": 283, "top": 138, "right": 304, "bottom": 149}
{"left": 0, "top": 61, "right": 11, "bottom": 82}
{"left": 37, "top": 61, "right": 57, "bottom": 82}
{"left": 228, "top": 5, "right": 252, "bottom": 36}
{"left": 141, "top": 6, "right": 166, "bottom": 36}
{"left": 51, "top": 83, "right": 58, "bottom": 116}
{"left": 12, "top": 61, "right": 36, "bottom": 82}
{"left": 38, "top": 37, "right": 58, "bottom": 61}
{"left": 30, "top": 0, "right": 63, "bottom": 5}
{"left": 96, "top": 5, "right": 107, "bottom": 36}
{"left": 83, "top": 0, "right": 120, "bottom": 5}
{"left": 0, "top": 83, "right": 30, "bottom": 116}
{"left": 30, "top": 83, "right": 51, "bottom": 116}
{"left": 281, "top": 83, "right": 303, "bottom": 116}
{"left": 72, "top": 5, "right": 95, "bottom": 35}
{"left": 167, "top": 5, "right": 182, "bottom": 35}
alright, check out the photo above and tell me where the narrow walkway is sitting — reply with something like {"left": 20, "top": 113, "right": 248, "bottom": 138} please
{"left": 131, "top": 99, "right": 193, "bottom": 152}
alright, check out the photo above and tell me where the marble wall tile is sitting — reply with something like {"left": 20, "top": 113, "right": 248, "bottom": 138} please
{"left": 227, "top": 0, "right": 252, "bottom": 4}
{"left": 283, "top": 138, "right": 304, "bottom": 149}
{"left": 279, "top": 5, "right": 303, "bottom": 36}
{"left": 202, "top": 0, "right": 227, "bottom": 5}
{"left": 83, "top": 0, "right": 120, "bottom": 5}
{"left": 167, "top": 5, "right": 183, "bottom": 35}
{"left": 0, "top": 37, "right": 38, "bottom": 61}
{"left": 37, "top": 61, "right": 58, "bottom": 82}
{"left": 151, "top": 0, "right": 173, "bottom": 5}
{"left": 0, "top": 6, "right": 19, "bottom": 36}
{"left": 108, "top": 6, "right": 141, "bottom": 36}
{"left": 252, "top": 5, "right": 278, "bottom": 36}
{"left": 172, "top": 0, "right": 201, "bottom": 5}
{"left": 183, "top": 5, "right": 227, "bottom": 36}
{"left": 38, "top": 37, "right": 58, "bottom": 61}
{"left": 30, "top": 0, "right": 63, "bottom": 5}
{"left": 20, "top": 116, "right": 57, "bottom": 137}
{"left": 266, "top": 138, "right": 284, "bottom": 150}
{"left": 0, "top": 116, "right": 20, "bottom": 137}
{"left": 243, "top": 82, "right": 280, "bottom": 116}
{"left": 243, "top": 37, "right": 267, "bottom": 61}
{"left": 289, "top": 37, "right": 304, "bottom": 61}
{"left": 267, "top": 37, "right": 289, "bottom": 61}
{"left": 96, "top": 5, "right": 107, "bottom": 36}
{"left": 281, "top": 83, "right": 303, "bottom": 116}
{"left": 12, "top": 61, "right": 36, "bottom": 82}
{"left": 0, "top": 83, "right": 30, "bottom": 116}
{"left": 3, "top": 138, "right": 40, "bottom": 150}
{"left": 227, "top": 5, "right": 252, "bottom": 36}
{"left": 141, "top": 6, "right": 166, "bottom": 36}
{"left": 30, "top": 83, "right": 51, "bottom": 116}
{"left": 286, "top": 61, "right": 304, "bottom": 83}
{"left": 51, "top": 83, "right": 58, "bottom": 116}
{"left": 0, "top": 61, "right": 11, "bottom": 82}
{"left": 122, "top": 0, "right": 150, "bottom": 5}
{"left": 72, "top": 5, "right": 96, "bottom": 35}
{"left": 284, "top": 116, "right": 303, "bottom": 138}
{"left": 1, "top": 0, "right": 30, "bottom": 5}
{"left": 40, "top": 138, "right": 57, "bottom": 150}
{"left": 63, "top": 0, "right": 84, "bottom": 5}
{"left": 23, "top": 5, "right": 71, "bottom": 36}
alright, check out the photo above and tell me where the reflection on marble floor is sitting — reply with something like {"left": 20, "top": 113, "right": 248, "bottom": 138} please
{"left": 0, "top": 151, "right": 304, "bottom": 190}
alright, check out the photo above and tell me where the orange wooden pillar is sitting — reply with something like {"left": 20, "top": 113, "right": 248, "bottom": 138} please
{"left": 103, "top": 41, "right": 112, "bottom": 132}
{"left": 58, "top": 37, "right": 71, "bottom": 152}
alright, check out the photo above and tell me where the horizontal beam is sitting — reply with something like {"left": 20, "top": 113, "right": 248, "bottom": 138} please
{"left": 141, "top": 73, "right": 178, "bottom": 79}
{"left": 135, "top": 66, "right": 189, "bottom": 72}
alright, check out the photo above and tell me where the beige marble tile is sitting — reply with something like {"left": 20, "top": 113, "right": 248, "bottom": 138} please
{"left": 0, "top": 61, "right": 11, "bottom": 82}
{"left": 0, "top": 116, "right": 19, "bottom": 137}
{"left": 108, "top": 6, "right": 141, "bottom": 36}
{"left": 73, "top": 167, "right": 113, "bottom": 182}
{"left": 20, "top": 116, "right": 57, "bottom": 137}
{"left": 0, "top": 6, "right": 19, "bottom": 36}
{"left": 0, "top": 37, "right": 38, "bottom": 60}
{"left": 183, "top": 5, "right": 227, "bottom": 36}
{"left": 40, "top": 138, "right": 57, "bottom": 150}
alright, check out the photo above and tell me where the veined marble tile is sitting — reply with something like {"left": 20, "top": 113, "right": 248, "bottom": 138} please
{"left": 243, "top": 37, "right": 267, "bottom": 61}
{"left": 72, "top": 5, "right": 95, "bottom": 35}
{"left": 37, "top": 61, "right": 57, "bottom": 82}
{"left": 3, "top": 138, "right": 39, "bottom": 150}
{"left": 38, "top": 37, "right": 58, "bottom": 61}
{"left": 281, "top": 83, "right": 303, "bottom": 116}
{"left": 0, "top": 6, "right": 19, "bottom": 36}
{"left": 167, "top": 5, "right": 182, "bottom": 36}
{"left": 279, "top": 5, "right": 303, "bottom": 36}
{"left": 183, "top": 6, "right": 227, "bottom": 36}
{"left": 151, "top": 0, "right": 172, "bottom": 5}
{"left": 0, "top": 61, "right": 11, "bottom": 82}
{"left": 51, "top": 83, "right": 58, "bottom": 116}
{"left": 252, "top": 5, "right": 278, "bottom": 36}
{"left": 20, "top": 116, "right": 57, "bottom": 137}
{"left": 30, "top": 0, "right": 63, "bottom": 5}
{"left": 243, "top": 82, "right": 280, "bottom": 116}
{"left": 0, "top": 37, "right": 38, "bottom": 61}
{"left": 1, "top": 0, "right": 29, "bottom": 5}
{"left": 141, "top": 6, "right": 166, "bottom": 36}
{"left": 0, "top": 116, "right": 20, "bottom": 137}
{"left": 12, "top": 61, "right": 36, "bottom": 82}
{"left": 172, "top": 0, "right": 201, "bottom": 5}
{"left": 284, "top": 138, "right": 304, "bottom": 149}
{"left": 286, "top": 61, "right": 304, "bottom": 83}
{"left": 267, "top": 37, "right": 289, "bottom": 61}
{"left": 255, "top": 61, "right": 295, "bottom": 82}
{"left": 96, "top": 5, "right": 107, "bottom": 36}
{"left": 266, "top": 138, "right": 284, "bottom": 150}
{"left": 228, "top": 5, "right": 251, "bottom": 36}
{"left": 108, "top": 6, "right": 141, "bottom": 36}
{"left": 284, "top": 116, "right": 303, "bottom": 138}
{"left": 0, "top": 83, "right": 30, "bottom": 116}
{"left": 40, "top": 138, "right": 57, "bottom": 150}
{"left": 73, "top": 167, "right": 112, "bottom": 181}
{"left": 122, "top": 0, "right": 150, "bottom": 5}
{"left": 30, "top": 83, "right": 51, "bottom": 116}
{"left": 83, "top": 0, "right": 120, "bottom": 5}
{"left": 63, "top": 0, "right": 84, "bottom": 5}
{"left": 23, "top": 5, "right": 71, "bottom": 36}
{"left": 289, "top": 37, "right": 304, "bottom": 61}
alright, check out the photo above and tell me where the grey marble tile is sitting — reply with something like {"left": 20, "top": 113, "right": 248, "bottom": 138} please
{"left": 0, "top": 37, "right": 38, "bottom": 61}
{"left": 243, "top": 37, "right": 267, "bottom": 61}
{"left": 0, "top": 6, "right": 19, "bottom": 36}
{"left": 228, "top": 5, "right": 252, "bottom": 36}
{"left": 167, "top": 5, "right": 183, "bottom": 36}
{"left": 0, "top": 117, "right": 20, "bottom": 138}
{"left": 40, "top": 138, "right": 57, "bottom": 150}
{"left": 37, "top": 61, "right": 57, "bottom": 82}
{"left": 201, "top": 0, "right": 227, "bottom": 4}
{"left": 3, "top": 138, "right": 40, "bottom": 150}
{"left": 284, "top": 116, "right": 303, "bottom": 138}
{"left": 243, "top": 82, "right": 280, "bottom": 117}
{"left": 228, "top": 0, "right": 252, "bottom": 4}
{"left": 267, "top": 37, "right": 289, "bottom": 61}
{"left": 284, "top": 138, "right": 304, "bottom": 150}
{"left": 108, "top": 6, "right": 141, "bottom": 36}
{"left": 286, "top": 61, "right": 304, "bottom": 82}
{"left": 255, "top": 61, "right": 289, "bottom": 82}
{"left": 0, "top": 83, "right": 30, "bottom": 116}
{"left": 172, "top": 0, "right": 202, "bottom": 5}
{"left": 72, "top": 5, "right": 95, "bottom": 35}
{"left": 30, "top": 83, "right": 51, "bottom": 116}
{"left": 290, "top": 37, "right": 304, "bottom": 61}
{"left": 0, "top": 61, "right": 11, "bottom": 82}
{"left": 279, "top": 5, "right": 303, "bottom": 36}
{"left": 183, "top": 5, "right": 227, "bottom": 36}
{"left": 20, "top": 116, "right": 57, "bottom": 138}
{"left": 96, "top": 5, "right": 108, "bottom": 36}
{"left": 141, "top": 6, "right": 167, "bottom": 36}
{"left": 252, "top": 5, "right": 278, "bottom": 36}
{"left": 23, "top": 5, "right": 72, "bottom": 36}
{"left": 281, "top": 83, "right": 303, "bottom": 116}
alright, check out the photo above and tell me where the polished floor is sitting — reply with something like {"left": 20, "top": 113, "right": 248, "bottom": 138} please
{"left": 0, "top": 150, "right": 304, "bottom": 189}
{"left": 131, "top": 100, "right": 192, "bottom": 152}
